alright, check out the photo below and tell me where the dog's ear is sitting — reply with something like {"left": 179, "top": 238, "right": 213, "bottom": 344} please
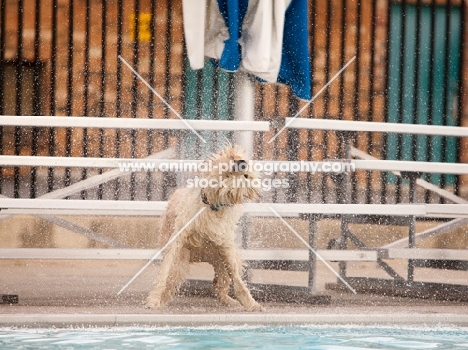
{"left": 232, "top": 144, "right": 246, "bottom": 157}
{"left": 224, "top": 144, "right": 247, "bottom": 161}
{"left": 217, "top": 136, "right": 232, "bottom": 152}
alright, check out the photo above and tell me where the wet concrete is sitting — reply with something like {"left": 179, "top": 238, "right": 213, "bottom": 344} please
{"left": 1, "top": 259, "right": 468, "bottom": 327}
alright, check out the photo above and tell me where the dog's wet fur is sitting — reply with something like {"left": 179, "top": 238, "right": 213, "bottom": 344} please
{"left": 146, "top": 145, "right": 264, "bottom": 311}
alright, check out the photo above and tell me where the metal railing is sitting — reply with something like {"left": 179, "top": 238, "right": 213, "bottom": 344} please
{"left": 0, "top": 0, "right": 466, "bottom": 205}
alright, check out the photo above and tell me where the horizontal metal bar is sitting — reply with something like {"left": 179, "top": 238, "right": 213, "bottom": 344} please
{"left": 384, "top": 248, "right": 468, "bottom": 261}
{"left": 0, "top": 208, "right": 416, "bottom": 217}
{"left": 242, "top": 249, "right": 306, "bottom": 261}
{"left": 2, "top": 156, "right": 468, "bottom": 174}
{"left": 352, "top": 159, "right": 468, "bottom": 174}
{"left": 0, "top": 200, "right": 436, "bottom": 217}
{"left": 426, "top": 204, "right": 468, "bottom": 218}
{"left": 0, "top": 248, "right": 160, "bottom": 260}
{"left": 285, "top": 117, "right": 468, "bottom": 137}
{"left": 316, "top": 250, "right": 377, "bottom": 261}
{"left": 0, "top": 248, "right": 377, "bottom": 261}
{"left": 351, "top": 145, "right": 468, "bottom": 204}
{"left": 0, "top": 199, "right": 466, "bottom": 218}
{"left": 244, "top": 203, "right": 428, "bottom": 216}
{"left": 0, "top": 209, "right": 165, "bottom": 217}
{"left": 3, "top": 248, "right": 466, "bottom": 262}
{"left": 0, "top": 115, "right": 270, "bottom": 131}
{"left": 0, "top": 198, "right": 167, "bottom": 212}
{"left": 38, "top": 147, "right": 177, "bottom": 199}
{"left": 0, "top": 156, "right": 193, "bottom": 168}
{"left": 0, "top": 208, "right": 299, "bottom": 218}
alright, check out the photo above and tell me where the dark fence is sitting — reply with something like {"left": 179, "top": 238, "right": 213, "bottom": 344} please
{"left": 0, "top": 0, "right": 466, "bottom": 204}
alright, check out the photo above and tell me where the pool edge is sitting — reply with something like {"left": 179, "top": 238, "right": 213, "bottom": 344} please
{"left": 1, "top": 313, "right": 468, "bottom": 327}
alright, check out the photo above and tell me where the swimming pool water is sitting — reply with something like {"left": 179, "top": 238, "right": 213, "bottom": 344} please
{"left": 1, "top": 326, "right": 468, "bottom": 349}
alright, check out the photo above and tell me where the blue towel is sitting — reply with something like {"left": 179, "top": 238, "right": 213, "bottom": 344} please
{"left": 214, "top": 0, "right": 311, "bottom": 100}
{"left": 278, "top": 0, "right": 311, "bottom": 100}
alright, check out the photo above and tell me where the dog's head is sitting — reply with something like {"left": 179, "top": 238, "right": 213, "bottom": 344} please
{"left": 200, "top": 144, "right": 262, "bottom": 206}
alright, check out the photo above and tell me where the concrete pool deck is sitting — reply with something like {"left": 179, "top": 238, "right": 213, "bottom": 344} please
{"left": 2, "top": 312, "right": 468, "bottom": 327}
{"left": 2, "top": 258, "right": 468, "bottom": 327}
{"left": 2, "top": 290, "right": 468, "bottom": 327}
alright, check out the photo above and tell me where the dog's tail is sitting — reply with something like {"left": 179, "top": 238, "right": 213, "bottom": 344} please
{"left": 156, "top": 191, "right": 182, "bottom": 247}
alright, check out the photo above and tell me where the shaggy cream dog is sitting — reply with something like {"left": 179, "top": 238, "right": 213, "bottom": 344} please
{"left": 146, "top": 145, "right": 264, "bottom": 311}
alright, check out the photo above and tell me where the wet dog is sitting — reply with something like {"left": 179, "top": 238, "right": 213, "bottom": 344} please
{"left": 146, "top": 145, "right": 264, "bottom": 311}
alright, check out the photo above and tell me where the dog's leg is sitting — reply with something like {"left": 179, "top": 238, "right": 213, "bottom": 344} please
{"left": 146, "top": 236, "right": 186, "bottom": 309}
{"left": 160, "top": 246, "right": 190, "bottom": 304}
{"left": 212, "top": 260, "right": 239, "bottom": 307}
{"left": 218, "top": 245, "right": 264, "bottom": 312}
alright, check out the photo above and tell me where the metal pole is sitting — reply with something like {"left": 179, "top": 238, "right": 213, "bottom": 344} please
{"left": 408, "top": 173, "right": 418, "bottom": 282}
{"left": 234, "top": 71, "right": 254, "bottom": 158}
{"left": 308, "top": 217, "right": 317, "bottom": 294}
{"left": 402, "top": 171, "right": 421, "bottom": 282}
{"left": 338, "top": 132, "right": 352, "bottom": 278}
{"left": 235, "top": 71, "right": 255, "bottom": 284}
